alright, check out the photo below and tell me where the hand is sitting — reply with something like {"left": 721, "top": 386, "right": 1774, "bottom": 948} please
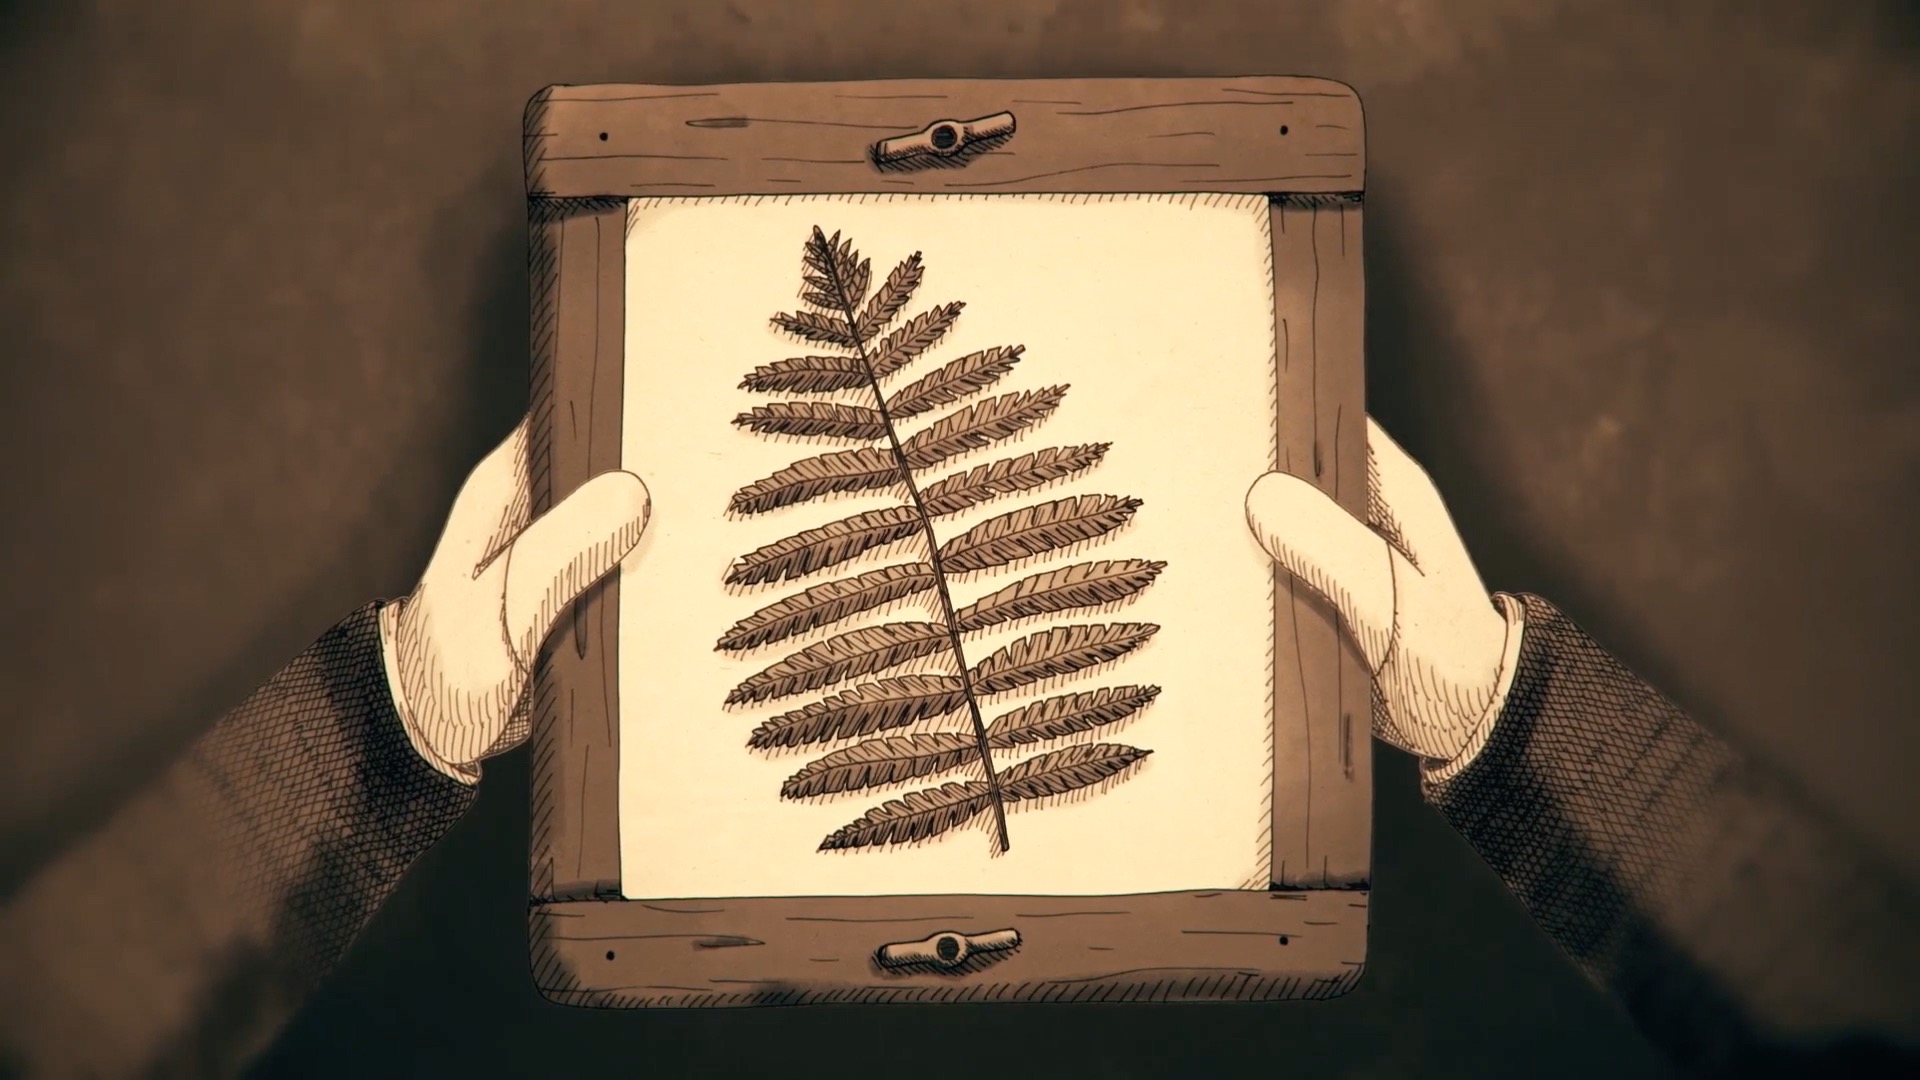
{"left": 379, "top": 417, "right": 651, "bottom": 781}
{"left": 1245, "top": 417, "right": 1523, "bottom": 779}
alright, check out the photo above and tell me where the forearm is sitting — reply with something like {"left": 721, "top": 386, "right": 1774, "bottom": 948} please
{"left": 1426, "top": 593, "right": 1920, "bottom": 1075}
{"left": 0, "top": 603, "right": 477, "bottom": 1078}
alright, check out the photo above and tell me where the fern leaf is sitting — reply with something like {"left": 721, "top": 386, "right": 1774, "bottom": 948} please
{"left": 800, "top": 244, "right": 832, "bottom": 287}
{"left": 718, "top": 563, "right": 936, "bottom": 651}
{"left": 748, "top": 674, "right": 967, "bottom": 749}
{"left": 919, "top": 444, "right": 1109, "bottom": 516}
{"left": 733, "top": 226, "right": 1159, "bottom": 855}
{"left": 886, "top": 345, "right": 1025, "bottom": 420}
{"left": 855, "top": 253, "right": 923, "bottom": 340}
{"left": 802, "top": 227, "right": 867, "bottom": 305}
{"left": 1001, "top": 743, "right": 1152, "bottom": 801}
{"left": 841, "top": 257, "right": 872, "bottom": 313}
{"left": 938, "top": 494, "right": 1143, "bottom": 574}
{"left": 954, "top": 559, "right": 1165, "bottom": 633}
{"left": 800, "top": 229, "right": 851, "bottom": 293}
{"left": 868, "top": 302, "right": 963, "bottom": 379}
{"left": 901, "top": 386, "right": 1067, "bottom": 470}
{"left": 727, "top": 622, "right": 950, "bottom": 705}
{"left": 728, "top": 447, "right": 902, "bottom": 515}
{"left": 817, "top": 742, "right": 1153, "bottom": 850}
{"left": 822, "top": 229, "right": 855, "bottom": 276}
{"left": 968, "top": 622, "right": 1161, "bottom": 695}
{"left": 739, "top": 355, "right": 869, "bottom": 394}
{"left": 986, "top": 685, "right": 1161, "bottom": 749}
{"left": 801, "top": 228, "right": 837, "bottom": 275}
{"left": 772, "top": 309, "right": 859, "bottom": 348}
{"left": 818, "top": 780, "right": 994, "bottom": 851}
{"left": 734, "top": 401, "right": 887, "bottom": 441}
{"left": 724, "top": 506, "right": 922, "bottom": 587}
{"left": 781, "top": 733, "right": 979, "bottom": 798}
{"left": 722, "top": 452, "right": 1111, "bottom": 586}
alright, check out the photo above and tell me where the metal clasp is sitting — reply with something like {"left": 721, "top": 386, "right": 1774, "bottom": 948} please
{"left": 871, "top": 112, "right": 1016, "bottom": 167}
{"left": 875, "top": 927, "right": 1021, "bottom": 969}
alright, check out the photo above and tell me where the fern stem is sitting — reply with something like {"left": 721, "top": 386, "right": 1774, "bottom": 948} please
{"left": 823, "top": 242, "right": 1012, "bottom": 853}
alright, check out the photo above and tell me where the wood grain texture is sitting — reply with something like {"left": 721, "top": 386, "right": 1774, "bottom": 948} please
{"left": 525, "top": 77, "right": 1363, "bottom": 198}
{"left": 1269, "top": 198, "right": 1372, "bottom": 889}
{"left": 530, "top": 888, "right": 1369, "bottom": 1007}
{"left": 527, "top": 198, "right": 627, "bottom": 902}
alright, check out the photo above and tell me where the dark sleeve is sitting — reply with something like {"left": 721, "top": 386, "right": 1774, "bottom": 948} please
{"left": 1425, "top": 593, "right": 1920, "bottom": 1077}
{"left": 0, "top": 602, "right": 477, "bottom": 1079}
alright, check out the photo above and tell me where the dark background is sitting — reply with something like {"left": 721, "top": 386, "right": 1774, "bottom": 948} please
{"left": 2, "top": 2, "right": 1915, "bottom": 1076}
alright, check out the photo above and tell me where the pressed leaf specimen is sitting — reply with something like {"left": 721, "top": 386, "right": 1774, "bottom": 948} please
{"left": 720, "top": 226, "right": 1166, "bottom": 854}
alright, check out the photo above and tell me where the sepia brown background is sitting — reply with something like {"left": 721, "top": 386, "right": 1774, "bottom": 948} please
{"left": 1, "top": 2, "right": 1914, "bottom": 1077}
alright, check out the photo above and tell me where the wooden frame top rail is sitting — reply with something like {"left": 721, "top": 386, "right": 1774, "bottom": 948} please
{"left": 525, "top": 77, "right": 1365, "bottom": 199}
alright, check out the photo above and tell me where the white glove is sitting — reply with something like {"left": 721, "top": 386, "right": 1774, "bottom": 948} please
{"left": 379, "top": 416, "right": 651, "bottom": 782}
{"left": 1246, "top": 417, "right": 1524, "bottom": 781}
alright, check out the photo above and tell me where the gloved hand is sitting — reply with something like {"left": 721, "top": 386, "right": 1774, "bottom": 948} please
{"left": 379, "top": 416, "right": 651, "bottom": 781}
{"left": 1245, "top": 417, "right": 1524, "bottom": 780}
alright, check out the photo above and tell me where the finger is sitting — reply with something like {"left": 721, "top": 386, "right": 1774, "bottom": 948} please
{"left": 1365, "top": 438, "right": 1412, "bottom": 563}
{"left": 439, "top": 415, "right": 534, "bottom": 572}
{"left": 481, "top": 691, "right": 534, "bottom": 761}
{"left": 501, "top": 470, "right": 651, "bottom": 663}
{"left": 1364, "top": 416, "right": 1459, "bottom": 576}
{"left": 1370, "top": 688, "right": 1417, "bottom": 757}
{"left": 1246, "top": 470, "right": 1397, "bottom": 669}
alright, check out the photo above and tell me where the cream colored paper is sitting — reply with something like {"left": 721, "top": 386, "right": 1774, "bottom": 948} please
{"left": 618, "top": 194, "right": 1277, "bottom": 899}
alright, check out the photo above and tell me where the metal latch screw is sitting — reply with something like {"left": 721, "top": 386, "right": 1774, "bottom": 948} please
{"left": 871, "top": 112, "right": 1016, "bottom": 166}
{"left": 876, "top": 927, "right": 1021, "bottom": 969}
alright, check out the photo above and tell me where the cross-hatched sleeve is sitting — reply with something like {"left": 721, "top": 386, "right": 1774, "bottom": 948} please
{"left": 1426, "top": 592, "right": 1920, "bottom": 1077}
{"left": 0, "top": 602, "right": 478, "bottom": 1078}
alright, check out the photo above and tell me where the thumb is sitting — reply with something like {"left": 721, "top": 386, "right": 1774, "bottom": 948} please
{"left": 1245, "top": 471, "right": 1397, "bottom": 670}
{"left": 501, "top": 470, "right": 651, "bottom": 663}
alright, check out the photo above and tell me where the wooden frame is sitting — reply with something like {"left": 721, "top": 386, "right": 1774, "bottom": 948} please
{"left": 526, "top": 77, "right": 1370, "bottom": 1007}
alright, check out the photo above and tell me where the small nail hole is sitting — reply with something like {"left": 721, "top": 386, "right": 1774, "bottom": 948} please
{"left": 605, "top": 949, "right": 616, "bottom": 960}
{"left": 598, "top": 132, "right": 609, "bottom": 141}
{"left": 1279, "top": 125, "right": 1289, "bottom": 136}
{"left": 930, "top": 124, "right": 959, "bottom": 151}
{"left": 1278, "top": 935, "right": 1290, "bottom": 945}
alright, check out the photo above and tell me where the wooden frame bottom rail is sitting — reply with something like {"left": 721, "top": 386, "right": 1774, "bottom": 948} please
{"left": 530, "top": 888, "right": 1370, "bottom": 1007}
